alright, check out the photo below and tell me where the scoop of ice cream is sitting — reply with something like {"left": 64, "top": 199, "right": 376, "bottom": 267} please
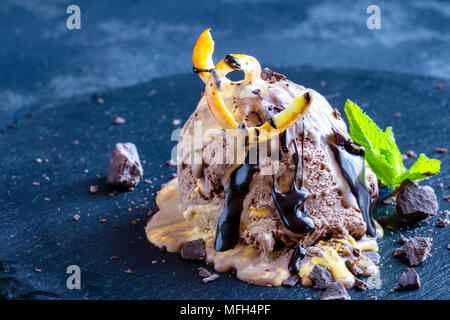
{"left": 176, "top": 68, "right": 378, "bottom": 258}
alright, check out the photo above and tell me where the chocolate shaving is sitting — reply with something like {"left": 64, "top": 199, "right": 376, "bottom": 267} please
{"left": 202, "top": 274, "right": 219, "bottom": 284}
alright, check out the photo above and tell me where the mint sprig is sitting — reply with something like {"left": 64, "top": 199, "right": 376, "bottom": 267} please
{"left": 344, "top": 100, "right": 440, "bottom": 189}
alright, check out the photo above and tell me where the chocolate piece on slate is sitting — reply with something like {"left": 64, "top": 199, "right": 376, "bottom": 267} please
{"left": 395, "top": 180, "right": 438, "bottom": 224}
{"left": 180, "top": 239, "right": 206, "bottom": 260}
{"left": 106, "top": 143, "right": 143, "bottom": 189}
{"left": 320, "top": 282, "right": 351, "bottom": 300}
{"left": 310, "top": 265, "right": 334, "bottom": 290}
{"left": 398, "top": 268, "right": 421, "bottom": 290}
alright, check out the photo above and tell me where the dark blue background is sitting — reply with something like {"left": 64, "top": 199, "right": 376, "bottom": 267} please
{"left": 1, "top": 0, "right": 450, "bottom": 128}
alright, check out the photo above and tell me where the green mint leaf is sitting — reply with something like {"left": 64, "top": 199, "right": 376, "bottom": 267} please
{"left": 344, "top": 100, "right": 403, "bottom": 187}
{"left": 343, "top": 100, "right": 440, "bottom": 189}
{"left": 393, "top": 153, "right": 441, "bottom": 185}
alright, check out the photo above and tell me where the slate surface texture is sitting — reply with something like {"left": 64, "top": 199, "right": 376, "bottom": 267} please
{"left": 0, "top": 66, "right": 449, "bottom": 300}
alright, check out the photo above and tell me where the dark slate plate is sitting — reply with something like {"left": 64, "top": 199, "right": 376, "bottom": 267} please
{"left": 0, "top": 66, "right": 449, "bottom": 300}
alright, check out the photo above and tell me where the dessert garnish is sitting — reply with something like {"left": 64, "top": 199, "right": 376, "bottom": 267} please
{"left": 344, "top": 100, "right": 440, "bottom": 189}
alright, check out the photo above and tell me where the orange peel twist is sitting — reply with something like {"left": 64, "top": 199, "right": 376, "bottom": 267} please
{"left": 205, "top": 54, "right": 262, "bottom": 129}
{"left": 192, "top": 28, "right": 215, "bottom": 83}
{"left": 193, "top": 28, "right": 313, "bottom": 142}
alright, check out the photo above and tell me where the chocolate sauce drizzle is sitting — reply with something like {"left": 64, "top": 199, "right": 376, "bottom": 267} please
{"left": 272, "top": 120, "right": 315, "bottom": 234}
{"left": 288, "top": 242, "right": 307, "bottom": 274}
{"left": 272, "top": 120, "right": 314, "bottom": 274}
{"left": 268, "top": 118, "right": 277, "bottom": 129}
{"left": 214, "top": 150, "right": 260, "bottom": 252}
{"left": 192, "top": 66, "right": 212, "bottom": 74}
{"left": 224, "top": 55, "right": 241, "bottom": 69}
{"left": 327, "top": 130, "right": 376, "bottom": 237}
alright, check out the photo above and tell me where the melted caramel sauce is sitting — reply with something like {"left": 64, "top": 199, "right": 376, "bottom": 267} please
{"left": 146, "top": 178, "right": 380, "bottom": 288}
{"left": 146, "top": 178, "right": 291, "bottom": 286}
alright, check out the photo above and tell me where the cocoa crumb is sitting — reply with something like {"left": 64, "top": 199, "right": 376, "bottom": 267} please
{"left": 89, "top": 185, "right": 99, "bottom": 194}
{"left": 436, "top": 217, "right": 449, "bottom": 228}
{"left": 406, "top": 150, "right": 417, "bottom": 158}
{"left": 112, "top": 116, "right": 126, "bottom": 125}
{"left": 166, "top": 159, "right": 176, "bottom": 167}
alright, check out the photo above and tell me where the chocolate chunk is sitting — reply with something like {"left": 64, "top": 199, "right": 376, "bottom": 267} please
{"left": 197, "top": 267, "right": 213, "bottom": 278}
{"left": 320, "top": 282, "right": 351, "bottom": 300}
{"left": 354, "top": 278, "right": 368, "bottom": 291}
{"left": 202, "top": 273, "right": 219, "bottom": 284}
{"left": 363, "top": 251, "right": 380, "bottom": 265}
{"left": 345, "top": 260, "right": 362, "bottom": 276}
{"left": 436, "top": 147, "right": 448, "bottom": 153}
{"left": 260, "top": 67, "right": 286, "bottom": 83}
{"left": 252, "top": 89, "right": 261, "bottom": 95}
{"left": 180, "top": 239, "right": 206, "bottom": 261}
{"left": 310, "top": 265, "right": 334, "bottom": 290}
{"left": 398, "top": 268, "right": 421, "bottom": 290}
{"left": 106, "top": 143, "right": 143, "bottom": 189}
{"left": 436, "top": 217, "right": 449, "bottom": 228}
{"left": 393, "top": 247, "right": 407, "bottom": 258}
{"left": 394, "top": 236, "right": 432, "bottom": 266}
{"left": 282, "top": 275, "right": 299, "bottom": 288}
{"left": 395, "top": 180, "right": 439, "bottom": 224}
